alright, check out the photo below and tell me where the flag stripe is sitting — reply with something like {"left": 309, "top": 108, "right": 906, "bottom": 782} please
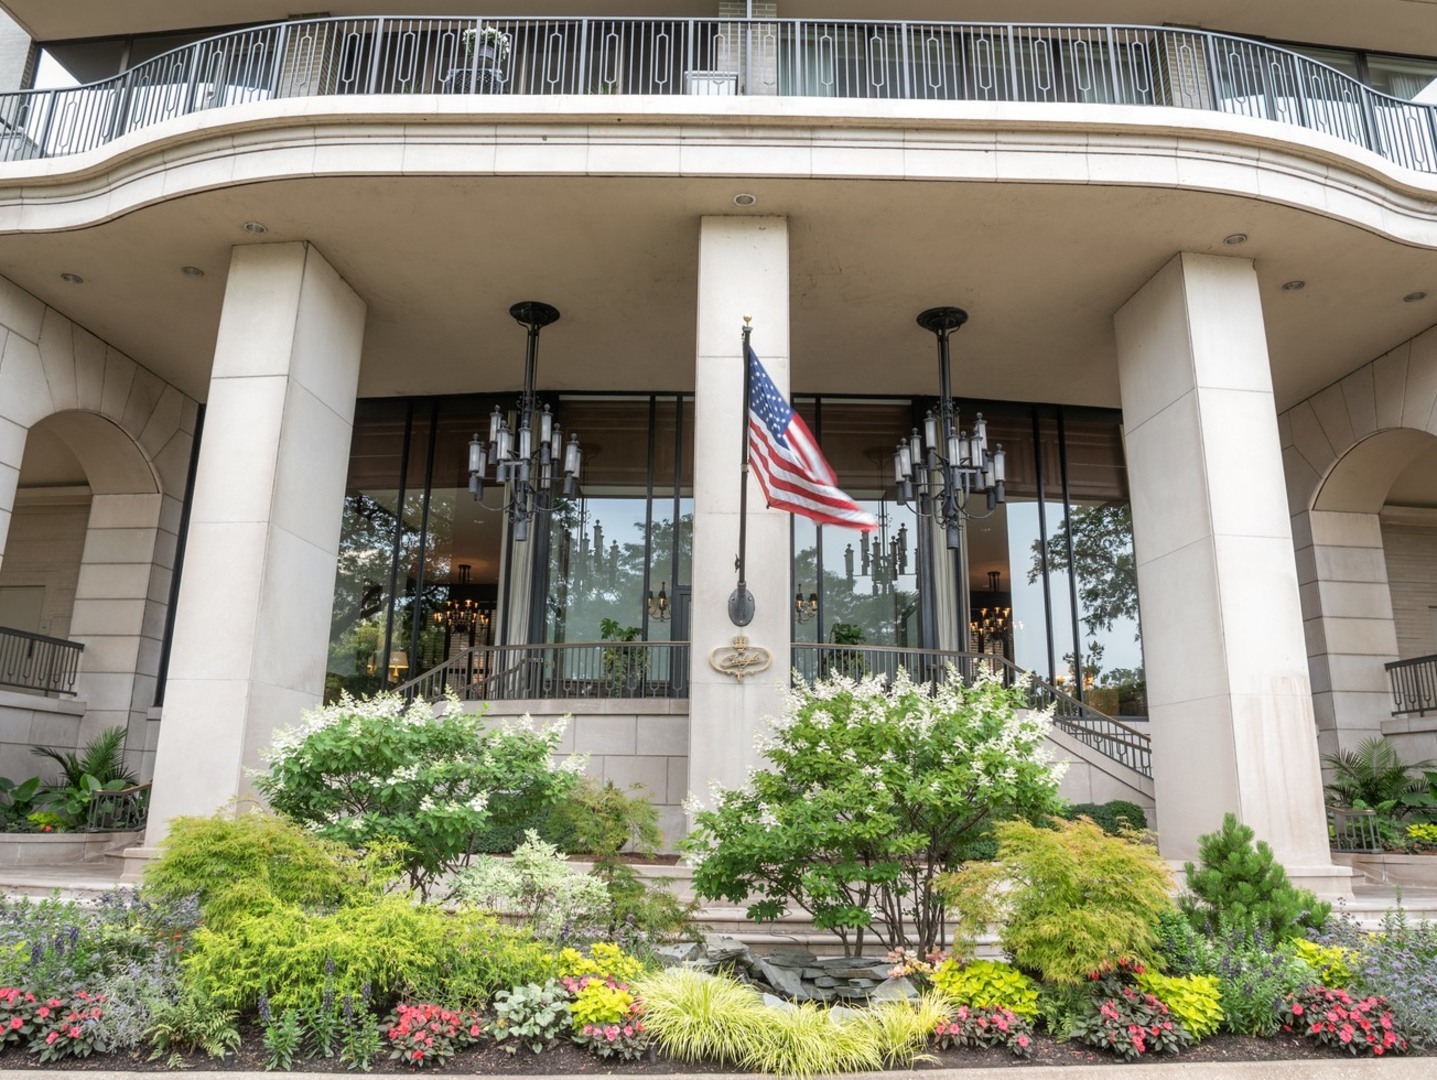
{"left": 744, "top": 344, "right": 877, "bottom": 532}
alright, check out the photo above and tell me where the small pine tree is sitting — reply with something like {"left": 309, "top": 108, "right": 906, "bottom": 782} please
{"left": 1180, "top": 813, "right": 1330, "bottom": 941}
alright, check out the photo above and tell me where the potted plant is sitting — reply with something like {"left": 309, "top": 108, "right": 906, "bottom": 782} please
{"left": 447, "top": 24, "right": 512, "bottom": 93}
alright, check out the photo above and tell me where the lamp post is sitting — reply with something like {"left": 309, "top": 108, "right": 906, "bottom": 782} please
{"left": 894, "top": 307, "right": 1007, "bottom": 551}
{"left": 467, "top": 301, "right": 583, "bottom": 541}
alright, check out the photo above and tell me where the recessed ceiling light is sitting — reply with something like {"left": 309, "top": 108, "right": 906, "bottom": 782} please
{"left": 60, "top": 272, "right": 83, "bottom": 284}
{"left": 1223, "top": 233, "right": 1248, "bottom": 245}
{"left": 1404, "top": 291, "right": 1427, "bottom": 303}
{"left": 181, "top": 265, "right": 205, "bottom": 277}
{"left": 1281, "top": 280, "right": 1306, "bottom": 291}
{"left": 243, "top": 220, "right": 268, "bottom": 234}
{"left": 733, "top": 193, "right": 757, "bottom": 207}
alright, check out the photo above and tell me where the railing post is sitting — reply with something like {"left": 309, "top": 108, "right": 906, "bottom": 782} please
{"left": 268, "top": 22, "right": 292, "bottom": 100}
{"left": 367, "top": 17, "right": 386, "bottom": 94}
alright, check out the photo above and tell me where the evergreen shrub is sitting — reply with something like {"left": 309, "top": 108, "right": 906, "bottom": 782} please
{"left": 1181, "top": 814, "right": 1330, "bottom": 940}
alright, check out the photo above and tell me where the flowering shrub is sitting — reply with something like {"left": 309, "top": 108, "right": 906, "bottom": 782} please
{"left": 885, "top": 947, "right": 944, "bottom": 981}
{"left": 686, "top": 669, "right": 1065, "bottom": 955}
{"left": 31, "top": 991, "right": 107, "bottom": 1062}
{"left": 932, "top": 1005, "right": 1034, "bottom": 1058}
{"left": 1318, "top": 905, "right": 1437, "bottom": 1045}
{"left": 1279, "top": 986, "right": 1408, "bottom": 1057}
{"left": 257, "top": 694, "right": 581, "bottom": 896}
{"left": 930, "top": 959, "right": 1040, "bottom": 1019}
{"left": 454, "top": 833, "right": 610, "bottom": 942}
{"left": 0, "top": 987, "right": 36, "bottom": 1048}
{"left": 381, "top": 1003, "right": 483, "bottom": 1068}
{"left": 1070, "top": 967, "right": 1189, "bottom": 1061}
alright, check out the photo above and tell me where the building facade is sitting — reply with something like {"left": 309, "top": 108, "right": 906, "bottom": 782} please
{"left": 0, "top": 2, "right": 1435, "bottom": 893}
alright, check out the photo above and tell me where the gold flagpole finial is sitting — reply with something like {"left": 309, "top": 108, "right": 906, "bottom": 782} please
{"left": 743, "top": 314, "right": 752, "bottom": 327}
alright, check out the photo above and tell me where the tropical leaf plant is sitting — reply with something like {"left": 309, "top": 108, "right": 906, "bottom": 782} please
{"left": 32, "top": 726, "right": 138, "bottom": 789}
{"left": 1321, "top": 737, "right": 1434, "bottom": 813}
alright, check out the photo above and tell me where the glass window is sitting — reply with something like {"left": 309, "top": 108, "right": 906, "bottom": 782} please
{"left": 1367, "top": 54, "right": 1437, "bottom": 103}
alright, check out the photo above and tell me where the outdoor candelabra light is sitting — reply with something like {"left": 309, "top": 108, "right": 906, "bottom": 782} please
{"left": 648, "top": 582, "right": 671, "bottom": 622}
{"left": 468, "top": 301, "right": 582, "bottom": 540}
{"left": 895, "top": 306, "right": 1006, "bottom": 549}
{"left": 793, "top": 588, "right": 819, "bottom": 623}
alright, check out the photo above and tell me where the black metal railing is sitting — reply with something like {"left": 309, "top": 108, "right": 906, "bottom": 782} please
{"left": 0, "top": 626, "right": 84, "bottom": 696}
{"left": 1328, "top": 805, "right": 1384, "bottom": 854}
{"left": 1, "top": 17, "right": 1435, "bottom": 174}
{"left": 397, "top": 640, "right": 691, "bottom": 702}
{"left": 792, "top": 643, "right": 1152, "bottom": 778}
{"left": 1386, "top": 653, "right": 1437, "bottom": 717}
{"left": 87, "top": 781, "right": 151, "bottom": 832}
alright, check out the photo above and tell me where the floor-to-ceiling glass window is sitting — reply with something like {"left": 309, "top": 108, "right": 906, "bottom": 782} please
{"left": 326, "top": 393, "right": 693, "bottom": 701}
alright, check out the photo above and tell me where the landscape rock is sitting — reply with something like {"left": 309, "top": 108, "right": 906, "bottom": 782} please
{"left": 871, "top": 976, "right": 919, "bottom": 1001}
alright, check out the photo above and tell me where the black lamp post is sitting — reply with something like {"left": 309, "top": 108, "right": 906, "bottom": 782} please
{"left": 467, "top": 301, "right": 582, "bottom": 541}
{"left": 894, "top": 306, "right": 1007, "bottom": 550}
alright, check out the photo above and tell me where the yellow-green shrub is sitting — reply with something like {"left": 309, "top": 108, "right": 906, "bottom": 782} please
{"left": 931, "top": 959, "right": 1040, "bottom": 1019}
{"left": 1136, "top": 972, "right": 1223, "bottom": 1039}
{"left": 635, "top": 968, "right": 769, "bottom": 1066}
{"left": 553, "top": 942, "right": 647, "bottom": 984}
{"left": 1288, "top": 939, "right": 1356, "bottom": 988}
{"left": 182, "top": 897, "right": 552, "bottom": 1010}
{"left": 568, "top": 979, "right": 636, "bottom": 1031}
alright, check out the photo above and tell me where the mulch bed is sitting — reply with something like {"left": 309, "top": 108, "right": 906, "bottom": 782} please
{"left": 1, "top": 1029, "right": 1412, "bottom": 1073}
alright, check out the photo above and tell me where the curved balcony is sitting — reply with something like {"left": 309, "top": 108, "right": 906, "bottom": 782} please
{"left": 2, "top": 16, "right": 1436, "bottom": 175}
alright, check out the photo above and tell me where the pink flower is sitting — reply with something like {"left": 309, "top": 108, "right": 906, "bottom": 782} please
{"left": 45, "top": 1032, "right": 57, "bottom": 1045}
{"left": 9, "top": 1017, "right": 22, "bottom": 1030}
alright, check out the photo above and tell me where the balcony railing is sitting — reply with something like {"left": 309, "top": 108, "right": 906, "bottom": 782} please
{"left": 1, "top": 17, "right": 1435, "bottom": 173}
{"left": 793, "top": 643, "right": 1152, "bottom": 778}
{"left": 0, "top": 626, "right": 84, "bottom": 696}
{"left": 1386, "top": 653, "right": 1437, "bottom": 717}
{"left": 397, "top": 640, "right": 690, "bottom": 703}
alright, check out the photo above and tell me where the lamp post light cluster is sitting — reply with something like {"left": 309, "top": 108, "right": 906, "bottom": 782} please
{"left": 895, "top": 306, "right": 1007, "bottom": 550}
{"left": 468, "top": 301, "right": 582, "bottom": 541}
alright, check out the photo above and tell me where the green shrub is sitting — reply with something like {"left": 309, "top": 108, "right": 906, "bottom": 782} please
{"left": 1152, "top": 906, "right": 1219, "bottom": 976}
{"left": 1288, "top": 939, "right": 1356, "bottom": 988}
{"left": 1322, "top": 736, "right": 1433, "bottom": 814}
{"left": 490, "top": 981, "right": 571, "bottom": 1055}
{"left": 452, "top": 831, "right": 610, "bottom": 942}
{"left": 1058, "top": 800, "right": 1147, "bottom": 835}
{"left": 635, "top": 968, "right": 768, "bottom": 1066}
{"left": 1215, "top": 933, "right": 1316, "bottom": 1037}
{"left": 687, "top": 669, "right": 1065, "bottom": 955}
{"left": 930, "top": 959, "right": 1039, "bottom": 1019}
{"left": 1181, "top": 814, "right": 1330, "bottom": 941}
{"left": 256, "top": 694, "right": 579, "bottom": 896}
{"left": 942, "top": 818, "right": 1174, "bottom": 985}
{"left": 181, "top": 896, "right": 552, "bottom": 1011}
{"left": 548, "top": 776, "right": 663, "bottom": 856}
{"left": 144, "top": 992, "right": 241, "bottom": 1067}
{"left": 143, "top": 811, "right": 374, "bottom": 929}
{"left": 1135, "top": 972, "right": 1223, "bottom": 1039}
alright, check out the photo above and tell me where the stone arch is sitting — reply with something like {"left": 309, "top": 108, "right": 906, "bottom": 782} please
{"left": 0, "top": 274, "right": 198, "bottom": 778}
{"left": 1280, "top": 324, "right": 1437, "bottom": 762}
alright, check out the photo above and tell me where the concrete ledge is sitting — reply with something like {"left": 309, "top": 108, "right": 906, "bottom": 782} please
{"left": 0, "top": 829, "right": 141, "bottom": 866}
{"left": 1337, "top": 851, "right": 1437, "bottom": 887}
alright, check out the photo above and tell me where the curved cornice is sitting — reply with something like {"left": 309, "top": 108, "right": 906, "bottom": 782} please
{"left": 4, "top": 96, "right": 1437, "bottom": 247}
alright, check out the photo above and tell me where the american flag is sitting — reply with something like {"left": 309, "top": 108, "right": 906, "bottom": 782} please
{"left": 746, "top": 346, "right": 878, "bottom": 531}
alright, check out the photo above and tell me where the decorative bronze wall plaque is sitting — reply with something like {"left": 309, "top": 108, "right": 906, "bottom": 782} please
{"left": 708, "top": 635, "right": 773, "bottom": 682}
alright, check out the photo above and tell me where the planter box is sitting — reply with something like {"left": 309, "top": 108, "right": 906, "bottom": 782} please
{"left": 1334, "top": 851, "right": 1437, "bottom": 888}
{"left": 0, "top": 830, "right": 142, "bottom": 867}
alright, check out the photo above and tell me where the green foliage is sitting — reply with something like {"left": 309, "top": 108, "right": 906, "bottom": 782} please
{"left": 1213, "top": 931, "right": 1316, "bottom": 1037}
{"left": 257, "top": 996, "right": 304, "bottom": 1071}
{"left": 490, "top": 981, "right": 571, "bottom": 1054}
{"left": 1181, "top": 813, "right": 1330, "bottom": 941}
{"left": 1406, "top": 822, "right": 1437, "bottom": 851}
{"left": 1034, "top": 982, "right": 1093, "bottom": 1040}
{"left": 1289, "top": 939, "right": 1355, "bottom": 988}
{"left": 1058, "top": 800, "right": 1147, "bottom": 836}
{"left": 1152, "top": 905, "right": 1219, "bottom": 976}
{"left": 567, "top": 977, "right": 635, "bottom": 1030}
{"left": 32, "top": 725, "right": 137, "bottom": 789}
{"left": 181, "top": 896, "right": 551, "bottom": 1012}
{"left": 1070, "top": 972, "right": 1188, "bottom": 1060}
{"left": 0, "top": 776, "right": 44, "bottom": 829}
{"left": 943, "top": 818, "right": 1173, "bottom": 985}
{"left": 144, "top": 992, "right": 241, "bottom": 1067}
{"left": 553, "top": 942, "right": 648, "bottom": 985}
{"left": 338, "top": 991, "right": 383, "bottom": 1072}
{"left": 549, "top": 776, "right": 662, "bottom": 856}
{"left": 1135, "top": 972, "right": 1223, "bottom": 1039}
{"left": 635, "top": 967, "right": 940, "bottom": 1078}
{"left": 1322, "top": 737, "right": 1434, "bottom": 815}
{"left": 930, "top": 959, "right": 1039, "bottom": 1019}
{"left": 256, "top": 693, "right": 578, "bottom": 896}
{"left": 687, "top": 669, "right": 1065, "bottom": 955}
{"left": 452, "top": 831, "right": 611, "bottom": 942}
{"left": 143, "top": 811, "right": 375, "bottom": 930}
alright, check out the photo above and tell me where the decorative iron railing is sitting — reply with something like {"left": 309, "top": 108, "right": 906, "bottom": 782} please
{"left": 87, "top": 782, "right": 151, "bottom": 833}
{"left": 1, "top": 17, "right": 1436, "bottom": 173}
{"left": 1386, "top": 653, "right": 1437, "bottom": 717}
{"left": 1328, "top": 805, "right": 1384, "bottom": 854}
{"left": 0, "top": 626, "right": 84, "bottom": 696}
{"left": 792, "top": 643, "right": 1153, "bottom": 778}
{"left": 396, "top": 640, "right": 690, "bottom": 702}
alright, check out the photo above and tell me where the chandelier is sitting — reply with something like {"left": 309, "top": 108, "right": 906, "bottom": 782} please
{"left": 434, "top": 599, "right": 490, "bottom": 634}
{"left": 467, "top": 301, "right": 582, "bottom": 541}
{"left": 894, "top": 307, "right": 1007, "bottom": 549}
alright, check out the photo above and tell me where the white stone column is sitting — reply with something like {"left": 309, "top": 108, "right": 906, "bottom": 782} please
{"left": 687, "top": 216, "right": 792, "bottom": 804}
{"left": 139, "top": 243, "right": 365, "bottom": 848}
{"left": 1114, "top": 252, "right": 1347, "bottom": 895}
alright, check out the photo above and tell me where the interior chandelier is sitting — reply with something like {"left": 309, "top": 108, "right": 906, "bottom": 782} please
{"left": 468, "top": 301, "right": 582, "bottom": 541}
{"left": 894, "top": 306, "right": 1006, "bottom": 549}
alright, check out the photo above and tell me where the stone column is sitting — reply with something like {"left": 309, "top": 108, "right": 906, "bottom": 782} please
{"left": 1114, "top": 252, "right": 1348, "bottom": 895}
{"left": 137, "top": 242, "right": 365, "bottom": 852}
{"left": 687, "top": 216, "right": 791, "bottom": 806}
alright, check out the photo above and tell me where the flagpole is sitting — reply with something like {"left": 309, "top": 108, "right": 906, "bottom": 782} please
{"left": 729, "top": 317, "right": 756, "bottom": 627}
